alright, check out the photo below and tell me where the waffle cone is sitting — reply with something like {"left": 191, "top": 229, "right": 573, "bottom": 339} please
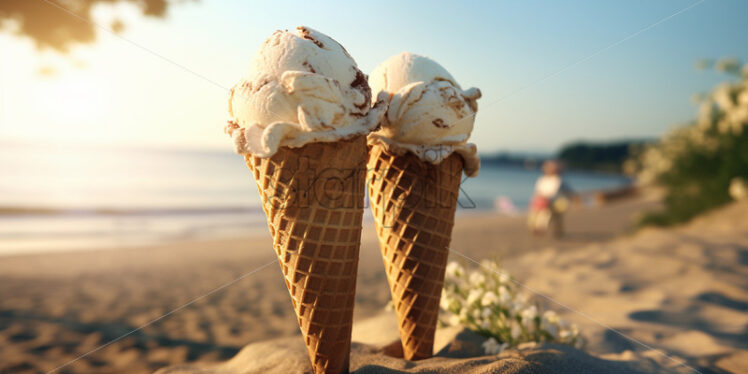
{"left": 367, "top": 143, "right": 462, "bottom": 360}
{"left": 244, "top": 136, "right": 367, "bottom": 374}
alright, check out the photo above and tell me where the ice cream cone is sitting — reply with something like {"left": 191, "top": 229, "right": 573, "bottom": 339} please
{"left": 367, "top": 142, "right": 463, "bottom": 360}
{"left": 244, "top": 136, "right": 366, "bottom": 374}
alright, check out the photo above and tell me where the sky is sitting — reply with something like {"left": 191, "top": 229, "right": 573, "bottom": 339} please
{"left": 1, "top": 0, "right": 747, "bottom": 153}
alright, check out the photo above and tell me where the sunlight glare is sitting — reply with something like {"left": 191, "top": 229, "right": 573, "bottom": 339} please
{"left": 41, "top": 72, "right": 112, "bottom": 129}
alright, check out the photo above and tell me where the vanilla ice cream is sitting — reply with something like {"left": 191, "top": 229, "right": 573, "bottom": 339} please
{"left": 226, "top": 26, "right": 387, "bottom": 157}
{"left": 368, "top": 52, "right": 481, "bottom": 176}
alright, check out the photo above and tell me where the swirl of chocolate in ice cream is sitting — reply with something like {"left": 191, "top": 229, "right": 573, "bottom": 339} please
{"left": 368, "top": 52, "right": 481, "bottom": 177}
{"left": 226, "top": 26, "right": 388, "bottom": 157}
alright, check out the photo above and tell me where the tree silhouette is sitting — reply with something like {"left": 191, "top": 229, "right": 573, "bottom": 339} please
{"left": 0, "top": 0, "right": 183, "bottom": 52}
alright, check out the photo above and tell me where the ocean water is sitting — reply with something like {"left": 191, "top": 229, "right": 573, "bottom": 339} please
{"left": 0, "top": 143, "right": 630, "bottom": 255}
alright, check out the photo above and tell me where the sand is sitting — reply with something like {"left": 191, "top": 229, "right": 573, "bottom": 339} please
{"left": 503, "top": 200, "right": 748, "bottom": 373}
{"left": 0, "top": 195, "right": 745, "bottom": 373}
{"left": 154, "top": 323, "right": 695, "bottom": 374}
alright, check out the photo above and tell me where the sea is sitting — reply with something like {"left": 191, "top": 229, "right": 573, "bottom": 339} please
{"left": 0, "top": 142, "right": 631, "bottom": 255}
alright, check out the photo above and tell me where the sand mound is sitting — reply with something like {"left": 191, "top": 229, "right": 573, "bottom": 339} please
{"left": 155, "top": 319, "right": 687, "bottom": 374}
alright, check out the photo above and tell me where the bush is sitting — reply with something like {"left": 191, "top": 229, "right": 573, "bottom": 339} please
{"left": 558, "top": 140, "right": 652, "bottom": 173}
{"left": 626, "top": 59, "right": 748, "bottom": 226}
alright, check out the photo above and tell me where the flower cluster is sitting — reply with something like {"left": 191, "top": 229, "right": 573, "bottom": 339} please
{"left": 625, "top": 59, "right": 748, "bottom": 225}
{"left": 440, "top": 261, "right": 584, "bottom": 355}
{"left": 729, "top": 178, "right": 748, "bottom": 201}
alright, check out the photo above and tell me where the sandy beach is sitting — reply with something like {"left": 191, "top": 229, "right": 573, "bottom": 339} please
{"left": 1, "top": 194, "right": 746, "bottom": 373}
{"left": 3, "top": 1, "right": 748, "bottom": 373}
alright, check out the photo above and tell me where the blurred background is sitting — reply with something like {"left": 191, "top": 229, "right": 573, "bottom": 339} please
{"left": 2, "top": 0, "right": 746, "bottom": 254}
{"left": 1, "top": 1, "right": 747, "bottom": 373}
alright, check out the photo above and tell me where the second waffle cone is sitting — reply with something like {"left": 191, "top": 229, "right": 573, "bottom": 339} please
{"left": 244, "top": 136, "right": 366, "bottom": 374}
{"left": 367, "top": 143, "right": 463, "bottom": 360}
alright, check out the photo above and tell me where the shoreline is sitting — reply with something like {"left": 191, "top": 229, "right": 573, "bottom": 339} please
{"left": 0, "top": 183, "right": 640, "bottom": 258}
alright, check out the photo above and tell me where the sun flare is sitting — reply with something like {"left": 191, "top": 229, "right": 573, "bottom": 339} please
{"left": 41, "top": 72, "right": 113, "bottom": 127}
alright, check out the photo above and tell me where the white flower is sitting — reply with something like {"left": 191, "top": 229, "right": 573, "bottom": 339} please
{"left": 571, "top": 324, "right": 579, "bottom": 334}
{"left": 738, "top": 89, "right": 748, "bottom": 106}
{"left": 559, "top": 329, "right": 573, "bottom": 340}
{"left": 521, "top": 305, "right": 537, "bottom": 321}
{"left": 498, "top": 286, "right": 512, "bottom": 305}
{"left": 521, "top": 305, "right": 538, "bottom": 330}
{"left": 440, "top": 289, "right": 451, "bottom": 310}
{"left": 466, "top": 289, "right": 482, "bottom": 305}
{"left": 729, "top": 178, "right": 748, "bottom": 201}
{"left": 510, "top": 300, "right": 524, "bottom": 314}
{"left": 499, "top": 272, "right": 511, "bottom": 284}
{"left": 481, "top": 291, "right": 498, "bottom": 306}
{"left": 544, "top": 322, "right": 559, "bottom": 339}
{"left": 448, "top": 314, "right": 461, "bottom": 326}
{"left": 714, "top": 83, "right": 735, "bottom": 111}
{"left": 510, "top": 294, "right": 529, "bottom": 313}
{"left": 559, "top": 324, "right": 579, "bottom": 341}
{"left": 482, "top": 337, "right": 508, "bottom": 355}
{"left": 471, "top": 307, "right": 482, "bottom": 320}
{"left": 480, "top": 319, "right": 492, "bottom": 330}
{"left": 439, "top": 260, "right": 585, "bottom": 350}
{"left": 446, "top": 261, "right": 463, "bottom": 277}
{"left": 469, "top": 271, "right": 486, "bottom": 285}
{"left": 511, "top": 322, "right": 522, "bottom": 340}
{"left": 540, "top": 311, "right": 560, "bottom": 338}
{"left": 482, "top": 337, "right": 499, "bottom": 354}
{"left": 542, "top": 310, "right": 559, "bottom": 324}
{"left": 384, "top": 300, "right": 394, "bottom": 311}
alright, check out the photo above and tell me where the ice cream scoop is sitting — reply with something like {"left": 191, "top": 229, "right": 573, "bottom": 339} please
{"left": 368, "top": 52, "right": 481, "bottom": 176}
{"left": 227, "top": 26, "right": 387, "bottom": 158}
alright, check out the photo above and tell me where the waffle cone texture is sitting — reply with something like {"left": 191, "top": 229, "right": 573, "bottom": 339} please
{"left": 367, "top": 143, "right": 463, "bottom": 360}
{"left": 244, "top": 136, "right": 367, "bottom": 374}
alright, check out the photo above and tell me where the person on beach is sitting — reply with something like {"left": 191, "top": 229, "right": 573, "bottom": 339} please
{"left": 528, "top": 160, "right": 574, "bottom": 237}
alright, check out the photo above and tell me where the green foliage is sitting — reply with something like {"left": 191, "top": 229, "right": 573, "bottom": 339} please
{"left": 558, "top": 140, "right": 652, "bottom": 173}
{"left": 629, "top": 58, "right": 748, "bottom": 226}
